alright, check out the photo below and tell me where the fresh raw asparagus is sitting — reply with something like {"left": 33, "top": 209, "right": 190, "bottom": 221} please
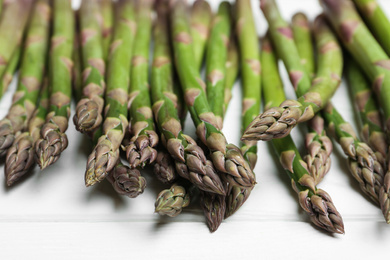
{"left": 205, "top": 1, "right": 231, "bottom": 130}
{"left": 320, "top": 0, "right": 390, "bottom": 140}
{"left": 191, "top": 0, "right": 212, "bottom": 70}
{"left": 223, "top": 39, "right": 239, "bottom": 115}
{"left": 242, "top": 0, "right": 341, "bottom": 142}
{"left": 0, "top": 47, "right": 21, "bottom": 98}
{"left": 200, "top": 190, "right": 226, "bottom": 232}
{"left": 352, "top": 0, "right": 390, "bottom": 56}
{"left": 151, "top": 3, "right": 225, "bottom": 195}
{"left": 99, "top": 0, "right": 114, "bottom": 61}
{"left": 106, "top": 162, "right": 146, "bottom": 198}
{"left": 73, "top": 0, "right": 106, "bottom": 134}
{"left": 125, "top": 0, "right": 158, "bottom": 169}
{"left": 154, "top": 150, "right": 177, "bottom": 185}
{"left": 291, "top": 12, "right": 315, "bottom": 77}
{"left": 262, "top": 35, "right": 344, "bottom": 234}
{"left": 5, "top": 78, "right": 49, "bottom": 186}
{"left": 35, "top": 0, "right": 74, "bottom": 169}
{"left": 170, "top": 0, "right": 255, "bottom": 189}
{"left": 85, "top": 0, "right": 136, "bottom": 186}
{"left": 155, "top": 182, "right": 191, "bottom": 217}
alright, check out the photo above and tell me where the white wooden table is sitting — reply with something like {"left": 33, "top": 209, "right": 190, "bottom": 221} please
{"left": 1, "top": 0, "right": 389, "bottom": 259}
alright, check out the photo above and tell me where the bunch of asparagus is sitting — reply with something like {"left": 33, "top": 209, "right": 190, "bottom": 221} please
{"left": 1, "top": 0, "right": 390, "bottom": 234}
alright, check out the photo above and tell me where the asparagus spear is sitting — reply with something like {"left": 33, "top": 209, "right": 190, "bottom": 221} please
{"left": 205, "top": 1, "right": 231, "bottom": 130}
{"left": 223, "top": 39, "right": 239, "bottom": 115}
{"left": 170, "top": 0, "right": 255, "bottom": 189}
{"left": 0, "top": 47, "right": 21, "bottom": 98}
{"left": 99, "top": 0, "right": 114, "bottom": 61}
{"left": 242, "top": 0, "right": 341, "bottom": 142}
{"left": 151, "top": 2, "right": 225, "bottom": 195}
{"left": 125, "top": 0, "right": 158, "bottom": 169}
{"left": 154, "top": 150, "right": 177, "bottom": 185}
{"left": 155, "top": 182, "right": 191, "bottom": 217}
{"left": 191, "top": 0, "right": 212, "bottom": 71}
{"left": 106, "top": 162, "right": 146, "bottom": 198}
{"left": 85, "top": 0, "right": 136, "bottom": 186}
{"left": 5, "top": 78, "right": 49, "bottom": 186}
{"left": 352, "top": 0, "right": 390, "bottom": 56}
{"left": 0, "top": 0, "right": 51, "bottom": 158}
{"left": 73, "top": 0, "right": 106, "bottom": 134}
{"left": 291, "top": 13, "right": 315, "bottom": 77}
{"left": 35, "top": 0, "right": 74, "bottom": 169}
{"left": 262, "top": 35, "right": 344, "bottom": 234}
{"left": 200, "top": 190, "right": 226, "bottom": 232}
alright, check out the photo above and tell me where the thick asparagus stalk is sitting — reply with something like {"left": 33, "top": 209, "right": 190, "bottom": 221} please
{"left": 205, "top": 1, "right": 231, "bottom": 130}
{"left": 170, "top": 0, "right": 255, "bottom": 189}
{"left": 223, "top": 39, "right": 239, "bottom": 115}
{"left": 154, "top": 150, "right": 177, "bottom": 185}
{"left": 106, "top": 162, "right": 146, "bottom": 198}
{"left": 291, "top": 13, "right": 315, "bottom": 77}
{"left": 0, "top": 0, "right": 51, "bottom": 158}
{"left": 242, "top": 0, "right": 341, "bottom": 142}
{"left": 125, "top": 0, "right": 158, "bottom": 169}
{"left": 0, "top": 47, "right": 21, "bottom": 98}
{"left": 200, "top": 190, "right": 226, "bottom": 232}
{"left": 5, "top": 78, "right": 49, "bottom": 186}
{"left": 352, "top": 0, "right": 390, "bottom": 56}
{"left": 99, "top": 0, "right": 114, "bottom": 61}
{"left": 85, "top": 0, "right": 136, "bottom": 186}
{"left": 191, "top": 0, "right": 212, "bottom": 70}
{"left": 151, "top": 3, "right": 225, "bottom": 195}
{"left": 35, "top": 0, "right": 74, "bottom": 169}
{"left": 155, "top": 182, "right": 191, "bottom": 217}
{"left": 73, "top": 0, "right": 106, "bottom": 134}
{"left": 262, "top": 35, "right": 344, "bottom": 234}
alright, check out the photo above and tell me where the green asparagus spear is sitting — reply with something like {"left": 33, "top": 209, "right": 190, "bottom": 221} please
{"left": 99, "top": 0, "right": 114, "bottom": 61}
{"left": 223, "top": 39, "right": 239, "bottom": 115}
{"left": 73, "top": 0, "right": 106, "bottom": 134}
{"left": 191, "top": 0, "right": 212, "bottom": 71}
{"left": 262, "top": 35, "right": 344, "bottom": 234}
{"left": 154, "top": 150, "right": 177, "bottom": 185}
{"left": 155, "top": 182, "right": 191, "bottom": 217}
{"left": 85, "top": 0, "right": 136, "bottom": 186}
{"left": 352, "top": 0, "right": 390, "bottom": 56}
{"left": 125, "top": 0, "right": 158, "bottom": 169}
{"left": 151, "top": 2, "right": 225, "bottom": 195}
{"left": 200, "top": 190, "right": 226, "bottom": 232}
{"left": 170, "top": 0, "right": 255, "bottom": 189}
{"left": 0, "top": 0, "right": 51, "bottom": 158}
{"left": 0, "top": 47, "right": 21, "bottom": 98}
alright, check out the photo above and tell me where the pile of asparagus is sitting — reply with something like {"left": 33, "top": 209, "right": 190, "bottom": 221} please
{"left": 0, "top": 0, "right": 389, "bottom": 234}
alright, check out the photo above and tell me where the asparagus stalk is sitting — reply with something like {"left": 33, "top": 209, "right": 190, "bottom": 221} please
{"left": 73, "top": 0, "right": 106, "bottom": 134}
{"left": 223, "top": 39, "right": 239, "bottom": 115}
{"left": 125, "top": 0, "right": 158, "bottom": 169}
{"left": 5, "top": 78, "right": 49, "bottom": 186}
{"left": 320, "top": 0, "right": 390, "bottom": 141}
{"left": 0, "top": 47, "right": 21, "bottom": 98}
{"left": 291, "top": 13, "right": 315, "bottom": 77}
{"left": 242, "top": 0, "right": 341, "bottom": 142}
{"left": 106, "top": 162, "right": 146, "bottom": 198}
{"left": 0, "top": 0, "right": 51, "bottom": 158}
{"left": 170, "top": 0, "right": 255, "bottom": 189}
{"left": 191, "top": 0, "right": 212, "bottom": 70}
{"left": 155, "top": 182, "right": 191, "bottom": 217}
{"left": 85, "top": 0, "right": 136, "bottom": 186}
{"left": 151, "top": 2, "right": 225, "bottom": 195}
{"left": 200, "top": 190, "right": 226, "bottom": 232}
{"left": 352, "top": 0, "right": 390, "bottom": 56}
{"left": 99, "top": 0, "right": 114, "bottom": 61}
{"left": 262, "top": 35, "right": 344, "bottom": 234}
{"left": 205, "top": 1, "right": 231, "bottom": 130}
{"left": 154, "top": 150, "right": 177, "bottom": 185}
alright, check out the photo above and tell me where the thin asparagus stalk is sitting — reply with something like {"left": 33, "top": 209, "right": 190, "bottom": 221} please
{"left": 125, "top": 0, "right": 158, "bottom": 169}
{"left": 205, "top": 1, "right": 231, "bottom": 130}
{"left": 291, "top": 12, "right": 315, "bottom": 77}
{"left": 223, "top": 39, "right": 239, "bottom": 115}
{"left": 99, "top": 0, "right": 114, "bottom": 61}
{"left": 242, "top": 0, "right": 341, "bottom": 142}
{"left": 73, "top": 0, "right": 106, "bottom": 134}
{"left": 35, "top": 0, "right": 74, "bottom": 170}
{"left": 5, "top": 78, "right": 49, "bottom": 186}
{"left": 191, "top": 0, "right": 212, "bottom": 70}
{"left": 155, "top": 182, "right": 191, "bottom": 217}
{"left": 320, "top": 0, "right": 390, "bottom": 141}
{"left": 85, "top": 0, "right": 136, "bottom": 186}
{"left": 170, "top": 0, "right": 255, "bottom": 189}
{"left": 151, "top": 2, "right": 225, "bottom": 195}
{"left": 0, "top": 0, "right": 51, "bottom": 158}
{"left": 0, "top": 47, "right": 21, "bottom": 98}
{"left": 154, "top": 150, "right": 177, "bottom": 185}
{"left": 262, "top": 35, "right": 344, "bottom": 234}
{"left": 200, "top": 190, "right": 226, "bottom": 232}
{"left": 106, "top": 162, "right": 146, "bottom": 198}
{"left": 0, "top": 0, "right": 33, "bottom": 88}
{"left": 352, "top": 0, "right": 390, "bottom": 56}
